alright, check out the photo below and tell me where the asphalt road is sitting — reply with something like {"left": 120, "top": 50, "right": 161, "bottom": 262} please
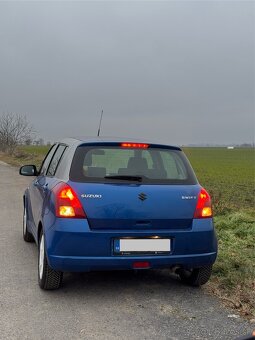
{"left": 0, "top": 161, "right": 252, "bottom": 340}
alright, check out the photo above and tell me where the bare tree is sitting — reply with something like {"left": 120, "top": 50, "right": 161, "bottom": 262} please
{"left": 0, "top": 112, "right": 33, "bottom": 154}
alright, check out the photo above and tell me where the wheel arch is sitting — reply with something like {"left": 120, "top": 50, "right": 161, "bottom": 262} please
{"left": 37, "top": 222, "right": 43, "bottom": 244}
{"left": 23, "top": 189, "right": 30, "bottom": 212}
{"left": 23, "top": 191, "right": 28, "bottom": 208}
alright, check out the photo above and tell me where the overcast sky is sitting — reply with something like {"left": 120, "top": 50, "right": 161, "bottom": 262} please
{"left": 0, "top": 1, "right": 254, "bottom": 145}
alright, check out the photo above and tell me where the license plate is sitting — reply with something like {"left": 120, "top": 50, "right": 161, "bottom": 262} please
{"left": 114, "top": 238, "right": 171, "bottom": 254}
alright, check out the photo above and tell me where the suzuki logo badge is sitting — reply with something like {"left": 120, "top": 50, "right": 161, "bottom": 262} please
{"left": 138, "top": 193, "right": 147, "bottom": 201}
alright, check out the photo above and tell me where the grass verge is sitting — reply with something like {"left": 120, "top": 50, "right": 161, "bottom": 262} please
{"left": 0, "top": 145, "right": 50, "bottom": 168}
{"left": 209, "top": 211, "right": 255, "bottom": 318}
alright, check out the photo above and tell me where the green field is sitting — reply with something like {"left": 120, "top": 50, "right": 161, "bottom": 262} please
{"left": 0, "top": 145, "right": 254, "bottom": 316}
{"left": 21, "top": 145, "right": 50, "bottom": 155}
{"left": 184, "top": 147, "right": 255, "bottom": 214}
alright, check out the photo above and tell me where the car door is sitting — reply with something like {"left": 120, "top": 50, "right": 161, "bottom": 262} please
{"left": 30, "top": 144, "right": 68, "bottom": 238}
{"left": 29, "top": 144, "right": 58, "bottom": 236}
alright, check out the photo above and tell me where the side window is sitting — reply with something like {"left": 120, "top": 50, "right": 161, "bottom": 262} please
{"left": 39, "top": 144, "right": 58, "bottom": 175}
{"left": 47, "top": 145, "right": 67, "bottom": 177}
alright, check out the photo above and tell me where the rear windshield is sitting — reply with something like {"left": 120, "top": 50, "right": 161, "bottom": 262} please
{"left": 70, "top": 145, "right": 197, "bottom": 185}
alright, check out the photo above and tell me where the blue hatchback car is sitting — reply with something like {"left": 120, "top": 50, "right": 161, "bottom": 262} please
{"left": 20, "top": 137, "right": 217, "bottom": 290}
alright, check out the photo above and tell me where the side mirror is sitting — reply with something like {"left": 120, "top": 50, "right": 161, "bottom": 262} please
{"left": 19, "top": 165, "right": 38, "bottom": 176}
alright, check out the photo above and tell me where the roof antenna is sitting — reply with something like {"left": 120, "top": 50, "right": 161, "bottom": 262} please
{"left": 97, "top": 109, "right": 104, "bottom": 137}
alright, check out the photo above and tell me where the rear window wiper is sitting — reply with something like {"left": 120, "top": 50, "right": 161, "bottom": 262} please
{"left": 104, "top": 175, "right": 143, "bottom": 182}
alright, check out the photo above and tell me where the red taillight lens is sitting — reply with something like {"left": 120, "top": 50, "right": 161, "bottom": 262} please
{"left": 194, "top": 188, "right": 213, "bottom": 218}
{"left": 53, "top": 183, "right": 86, "bottom": 218}
{"left": 121, "top": 142, "right": 149, "bottom": 148}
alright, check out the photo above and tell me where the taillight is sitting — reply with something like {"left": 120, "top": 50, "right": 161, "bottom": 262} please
{"left": 53, "top": 183, "right": 86, "bottom": 218}
{"left": 194, "top": 188, "right": 213, "bottom": 218}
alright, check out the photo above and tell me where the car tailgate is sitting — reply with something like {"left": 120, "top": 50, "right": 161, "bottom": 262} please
{"left": 69, "top": 182, "right": 201, "bottom": 230}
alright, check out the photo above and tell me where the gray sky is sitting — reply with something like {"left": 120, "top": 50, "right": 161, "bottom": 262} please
{"left": 0, "top": 1, "right": 254, "bottom": 145}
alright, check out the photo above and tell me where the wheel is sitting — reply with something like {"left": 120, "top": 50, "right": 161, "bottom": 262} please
{"left": 38, "top": 231, "right": 63, "bottom": 290}
{"left": 23, "top": 202, "right": 34, "bottom": 242}
{"left": 178, "top": 265, "right": 212, "bottom": 286}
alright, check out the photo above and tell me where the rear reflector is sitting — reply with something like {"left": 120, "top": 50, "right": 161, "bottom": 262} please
{"left": 121, "top": 143, "right": 149, "bottom": 148}
{"left": 133, "top": 261, "right": 150, "bottom": 269}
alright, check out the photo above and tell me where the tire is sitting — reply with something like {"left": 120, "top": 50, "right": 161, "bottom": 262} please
{"left": 38, "top": 231, "right": 63, "bottom": 290}
{"left": 179, "top": 265, "right": 212, "bottom": 286}
{"left": 23, "top": 202, "right": 34, "bottom": 242}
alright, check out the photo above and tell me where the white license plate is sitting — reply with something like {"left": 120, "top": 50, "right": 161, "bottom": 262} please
{"left": 119, "top": 239, "right": 171, "bottom": 252}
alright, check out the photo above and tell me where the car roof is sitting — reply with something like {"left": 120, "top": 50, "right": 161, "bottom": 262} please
{"left": 58, "top": 137, "right": 182, "bottom": 151}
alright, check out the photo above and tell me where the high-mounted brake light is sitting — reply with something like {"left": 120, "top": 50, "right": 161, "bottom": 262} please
{"left": 194, "top": 188, "right": 213, "bottom": 218}
{"left": 53, "top": 183, "right": 86, "bottom": 218}
{"left": 121, "top": 143, "right": 149, "bottom": 148}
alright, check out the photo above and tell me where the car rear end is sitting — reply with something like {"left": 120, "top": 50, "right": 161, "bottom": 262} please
{"left": 44, "top": 141, "right": 217, "bottom": 280}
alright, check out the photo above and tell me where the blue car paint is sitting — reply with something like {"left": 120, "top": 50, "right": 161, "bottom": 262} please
{"left": 69, "top": 182, "right": 200, "bottom": 224}
{"left": 24, "top": 182, "right": 217, "bottom": 272}
{"left": 43, "top": 217, "right": 217, "bottom": 272}
{"left": 23, "top": 138, "right": 217, "bottom": 274}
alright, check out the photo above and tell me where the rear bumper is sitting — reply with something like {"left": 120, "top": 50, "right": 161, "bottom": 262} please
{"left": 48, "top": 252, "right": 217, "bottom": 272}
{"left": 44, "top": 218, "right": 218, "bottom": 272}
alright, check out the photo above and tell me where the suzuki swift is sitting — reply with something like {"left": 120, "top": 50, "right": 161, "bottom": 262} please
{"left": 20, "top": 138, "right": 217, "bottom": 290}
